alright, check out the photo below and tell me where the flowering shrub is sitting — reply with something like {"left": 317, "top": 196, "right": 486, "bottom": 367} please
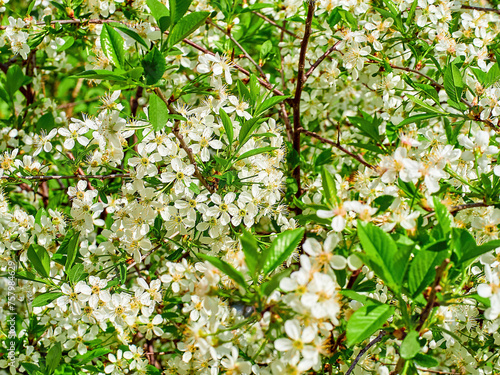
{"left": 2, "top": 0, "right": 500, "bottom": 374}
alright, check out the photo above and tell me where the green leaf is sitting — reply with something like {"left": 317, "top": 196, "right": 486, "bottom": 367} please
{"left": 16, "top": 270, "right": 50, "bottom": 285}
{"left": 240, "top": 229, "right": 259, "bottom": 276}
{"left": 373, "top": 195, "right": 395, "bottom": 214}
{"left": 168, "top": 11, "right": 210, "bottom": 48}
{"left": 74, "top": 69, "right": 128, "bottom": 81}
{"left": 408, "top": 250, "right": 448, "bottom": 298}
{"left": 170, "top": 0, "right": 193, "bottom": 23}
{"left": 261, "top": 268, "right": 292, "bottom": 296}
{"left": 255, "top": 95, "right": 290, "bottom": 115}
{"left": 406, "top": 94, "right": 445, "bottom": 114}
{"left": 321, "top": 166, "right": 338, "bottom": 208}
{"left": 433, "top": 196, "right": 452, "bottom": 237}
{"left": 348, "top": 116, "right": 380, "bottom": 142}
{"left": 397, "top": 113, "right": 441, "bottom": 127}
{"left": 198, "top": 253, "right": 248, "bottom": 289}
{"left": 263, "top": 228, "right": 305, "bottom": 275}
{"left": 56, "top": 36, "right": 75, "bottom": 52}
{"left": 36, "top": 112, "right": 56, "bottom": 132}
{"left": 236, "top": 147, "right": 277, "bottom": 161}
{"left": 400, "top": 330, "right": 420, "bottom": 359}
{"left": 118, "top": 263, "right": 127, "bottom": 284}
{"left": 46, "top": 342, "right": 62, "bottom": 374}
{"left": 149, "top": 93, "right": 170, "bottom": 131}
{"left": 111, "top": 24, "right": 149, "bottom": 49}
{"left": 147, "top": 0, "right": 171, "bottom": 32}
{"left": 100, "top": 24, "right": 125, "bottom": 69}
{"left": 31, "top": 292, "right": 63, "bottom": 307}
{"left": 444, "top": 64, "right": 464, "bottom": 105}
{"left": 413, "top": 353, "right": 439, "bottom": 367}
{"left": 346, "top": 304, "right": 394, "bottom": 347}
{"left": 142, "top": 47, "right": 167, "bottom": 85}
{"left": 6, "top": 65, "right": 25, "bottom": 100}
{"left": 219, "top": 108, "right": 234, "bottom": 144}
{"left": 27, "top": 245, "right": 50, "bottom": 278}
{"left": 77, "top": 348, "right": 111, "bottom": 365}
{"left": 451, "top": 228, "right": 500, "bottom": 267}
{"left": 65, "top": 231, "right": 80, "bottom": 271}
{"left": 238, "top": 117, "right": 263, "bottom": 148}
{"left": 20, "top": 363, "right": 40, "bottom": 375}
{"left": 68, "top": 263, "right": 87, "bottom": 284}
{"left": 357, "top": 221, "right": 412, "bottom": 293}
{"left": 260, "top": 40, "right": 273, "bottom": 60}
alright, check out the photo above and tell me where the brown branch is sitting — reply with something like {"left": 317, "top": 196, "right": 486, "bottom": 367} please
{"left": 0, "top": 173, "right": 130, "bottom": 181}
{"left": 0, "top": 18, "right": 119, "bottom": 30}
{"left": 292, "top": 0, "right": 316, "bottom": 201}
{"left": 280, "top": 103, "right": 293, "bottom": 143}
{"left": 207, "top": 19, "right": 268, "bottom": 81}
{"left": 298, "top": 127, "right": 376, "bottom": 170}
{"left": 417, "top": 258, "right": 450, "bottom": 332}
{"left": 252, "top": 11, "right": 299, "bottom": 38}
{"left": 346, "top": 331, "right": 387, "bottom": 375}
{"left": 461, "top": 5, "right": 500, "bottom": 14}
{"left": 153, "top": 88, "right": 214, "bottom": 193}
{"left": 304, "top": 40, "right": 341, "bottom": 80}
{"left": 450, "top": 202, "right": 489, "bottom": 213}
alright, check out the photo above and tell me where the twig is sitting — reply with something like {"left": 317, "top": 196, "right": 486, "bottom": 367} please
{"left": 450, "top": 202, "right": 489, "bottom": 213}
{"left": 252, "top": 11, "right": 299, "bottom": 38}
{"left": 0, "top": 18, "right": 119, "bottom": 30}
{"left": 180, "top": 38, "right": 286, "bottom": 98}
{"left": 126, "top": 232, "right": 179, "bottom": 271}
{"left": 304, "top": 41, "right": 341, "bottom": 80}
{"left": 417, "top": 258, "right": 450, "bottom": 332}
{"left": 208, "top": 19, "right": 268, "bottom": 81}
{"left": 153, "top": 88, "right": 214, "bottom": 193}
{"left": 461, "top": 5, "right": 500, "bottom": 14}
{"left": 298, "top": 127, "right": 375, "bottom": 170}
{"left": 0, "top": 173, "right": 130, "bottom": 181}
{"left": 292, "top": 0, "right": 316, "bottom": 200}
{"left": 279, "top": 103, "right": 293, "bottom": 143}
{"left": 345, "top": 331, "right": 387, "bottom": 375}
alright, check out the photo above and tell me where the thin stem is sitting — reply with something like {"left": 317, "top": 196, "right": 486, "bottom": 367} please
{"left": 304, "top": 40, "right": 341, "bottom": 80}
{"left": 461, "top": 5, "right": 500, "bottom": 14}
{"left": 345, "top": 331, "right": 387, "bottom": 375}
{"left": 180, "top": 38, "right": 286, "bottom": 98}
{"left": 0, "top": 173, "right": 130, "bottom": 181}
{"left": 208, "top": 19, "right": 268, "bottom": 81}
{"left": 450, "top": 202, "right": 489, "bottom": 213}
{"left": 417, "top": 258, "right": 450, "bottom": 332}
{"left": 252, "top": 11, "right": 299, "bottom": 38}
{"left": 298, "top": 128, "right": 376, "bottom": 170}
{"left": 153, "top": 88, "right": 214, "bottom": 193}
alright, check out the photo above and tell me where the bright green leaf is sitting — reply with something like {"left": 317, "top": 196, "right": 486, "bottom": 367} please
{"left": 400, "top": 330, "right": 421, "bottom": 359}
{"left": 168, "top": 12, "right": 210, "bottom": 48}
{"left": 346, "top": 304, "right": 394, "bottom": 347}
{"left": 219, "top": 108, "right": 234, "bottom": 144}
{"left": 27, "top": 245, "right": 50, "bottom": 278}
{"left": 100, "top": 24, "right": 125, "bottom": 69}
{"left": 198, "top": 253, "right": 248, "bottom": 289}
{"left": 149, "top": 93, "right": 170, "bottom": 131}
{"left": 170, "top": 0, "right": 193, "bottom": 23}
{"left": 142, "top": 47, "right": 167, "bottom": 85}
{"left": 263, "top": 228, "right": 305, "bottom": 275}
{"left": 357, "top": 221, "right": 412, "bottom": 293}
{"left": 31, "top": 292, "right": 63, "bottom": 308}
